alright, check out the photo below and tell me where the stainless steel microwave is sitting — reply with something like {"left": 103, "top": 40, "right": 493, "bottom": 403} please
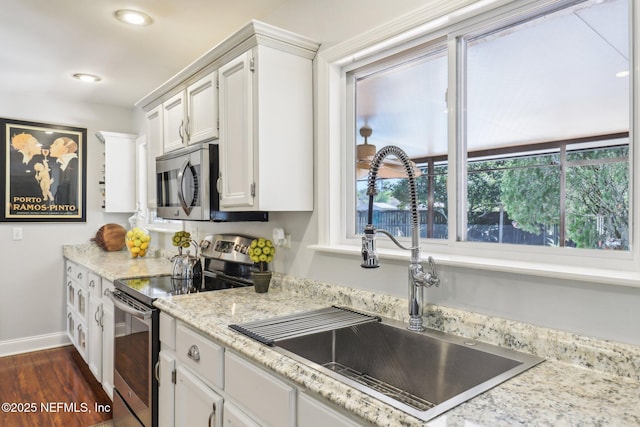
{"left": 155, "top": 143, "right": 268, "bottom": 222}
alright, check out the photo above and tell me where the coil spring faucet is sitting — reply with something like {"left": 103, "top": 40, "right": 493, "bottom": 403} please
{"left": 361, "top": 145, "right": 440, "bottom": 332}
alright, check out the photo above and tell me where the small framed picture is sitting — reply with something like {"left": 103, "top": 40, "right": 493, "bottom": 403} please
{"left": 1, "top": 118, "right": 87, "bottom": 222}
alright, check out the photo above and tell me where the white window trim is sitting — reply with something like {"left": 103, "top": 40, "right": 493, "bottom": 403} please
{"left": 312, "top": 0, "right": 640, "bottom": 288}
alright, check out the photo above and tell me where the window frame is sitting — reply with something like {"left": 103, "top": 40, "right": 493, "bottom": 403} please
{"left": 312, "top": 0, "right": 640, "bottom": 287}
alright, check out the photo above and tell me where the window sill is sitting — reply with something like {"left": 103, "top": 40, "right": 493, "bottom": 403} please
{"left": 308, "top": 243, "right": 640, "bottom": 289}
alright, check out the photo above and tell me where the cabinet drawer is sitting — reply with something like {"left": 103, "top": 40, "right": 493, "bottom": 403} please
{"left": 87, "top": 272, "right": 102, "bottom": 295}
{"left": 65, "top": 260, "right": 88, "bottom": 285}
{"left": 225, "top": 352, "right": 295, "bottom": 427}
{"left": 176, "top": 323, "right": 224, "bottom": 388}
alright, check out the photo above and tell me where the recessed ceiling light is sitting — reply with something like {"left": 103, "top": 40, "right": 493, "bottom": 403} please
{"left": 73, "top": 73, "right": 102, "bottom": 83}
{"left": 616, "top": 70, "right": 630, "bottom": 78}
{"left": 114, "top": 9, "right": 153, "bottom": 26}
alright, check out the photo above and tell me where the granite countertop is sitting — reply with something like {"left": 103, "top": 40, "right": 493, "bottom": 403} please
{"left": 155, "top": 277, "right": 640, "bottom": 427}
{"left": 63, "top": 243, "right": 173, "bottom": 281}
{"left": 64, "top": 244, "right": 640, "bottom": 426}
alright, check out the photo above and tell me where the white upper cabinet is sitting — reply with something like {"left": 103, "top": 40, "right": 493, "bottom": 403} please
{"left": 217, "top": 32, "right": 318, "bottom": 212}
{"left": 218, "top": 52, "right": 255, "bottom": 209}
{"left": 186, "top": 72, "right": 219, "bottom": 144}
{"left": 162, "top": 91, "right": 186, "bottom": 153}
{"left": 97, "top": 131, "right": 136, "bottom": 213}
{"left": 137, "top": 20, "right": 319, "bottom": 211}
{"left": 162, "top": 71, "right": 219, "bottom": 153}
{"left": 145, "top": 105, "right": 163, "bottom": 209}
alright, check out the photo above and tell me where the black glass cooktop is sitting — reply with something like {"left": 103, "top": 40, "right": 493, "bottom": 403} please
{"left": 115, "top": 274, "right": 249, "bottom": 306}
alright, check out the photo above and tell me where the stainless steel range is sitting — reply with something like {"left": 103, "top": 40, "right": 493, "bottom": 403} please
{"left": 200, "top": 233, "right": 257, "bottom": 288}
{"left": 110, "top": 233, "right": 256, "bottom": 427}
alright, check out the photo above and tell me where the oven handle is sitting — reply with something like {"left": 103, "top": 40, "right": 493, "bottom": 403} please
{"left": 106, "top": 289, "right": 153, "bottom": 320}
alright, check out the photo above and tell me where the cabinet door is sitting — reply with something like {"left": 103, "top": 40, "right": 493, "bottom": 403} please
{"left": 175, "top": 365, "right": 222, "bottom": 427}
{"left": 87, "top": 272, "right": 102, "bottom": 296}
{"left": 102, "top": 132, "right": 137, "bottom": 212}
{"left": 187, "top": 71, "right": 218, "bottom": 144}
{"left": 158, "top": 350, "right": 176, "bottom": 427}
{"left": 87, "top": 292, "right": 102, "bottom": 381}
{"left": 223, "top": 402, "right": 260, "bottom": 427}
{"left": 218, "top": 51, "right": 255, "bottom": 209}
{"left": 146, "top": 105, "right": 163, "bottom": 208}
{"left": 298, "top": 392, "right": 362, "bottom": 427}
{"left": 66, "top": 309, "right": 76, "bottom": 345}
{"left": 225, "top": 352, "right": 295, "bottom": 427}
{"left": 76, "top": 321, "right": 88, "bottom": 361}
{"left": 76, "top": 284, "right": 88, "bottom": 324}
{"left": 101, "top": 280, "right": 115, "bottom": 399}
{"left": 163, "top": 91, "right": 186, "bottom": 152}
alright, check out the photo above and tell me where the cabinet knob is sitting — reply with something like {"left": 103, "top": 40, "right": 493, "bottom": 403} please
{"left": 187, "top": 344, "right": 200, "bottom": 362}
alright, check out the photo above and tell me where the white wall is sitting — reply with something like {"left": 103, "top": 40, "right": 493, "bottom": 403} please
{"left": 0, "top": 94, "right": 135, "bottom": 355}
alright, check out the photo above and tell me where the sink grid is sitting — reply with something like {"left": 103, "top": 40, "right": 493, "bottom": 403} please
{"left": 322, "top": 362, "right": 435, "bottom": 412}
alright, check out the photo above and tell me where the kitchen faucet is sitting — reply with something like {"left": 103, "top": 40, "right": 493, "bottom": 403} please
{"left": 361, "top": 145, "right": 439, "bottom": 332}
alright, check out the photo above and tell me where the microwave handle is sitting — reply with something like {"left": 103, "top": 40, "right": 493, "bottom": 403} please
{"left": 177, "top": 159, "right": 193, "bottom": 215}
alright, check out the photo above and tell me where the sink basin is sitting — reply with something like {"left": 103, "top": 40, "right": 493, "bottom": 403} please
{"left": 273, "top": 317, "right": 544, "bottom": 422}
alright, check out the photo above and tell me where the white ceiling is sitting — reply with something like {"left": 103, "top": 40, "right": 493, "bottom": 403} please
{"left": 0, "top": 0, "right": 290, "bottom": 109}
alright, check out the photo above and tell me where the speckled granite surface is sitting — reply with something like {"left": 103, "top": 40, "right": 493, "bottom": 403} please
{"left": 63, "top": 243, "right": 173, "bottom": 281}
{"left": 65, "top": 244, "right": 640, "bottom": 426}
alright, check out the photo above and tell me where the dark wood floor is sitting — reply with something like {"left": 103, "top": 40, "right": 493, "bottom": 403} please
{"left": 0, "top": 345, "right": 112, "bottom": 427}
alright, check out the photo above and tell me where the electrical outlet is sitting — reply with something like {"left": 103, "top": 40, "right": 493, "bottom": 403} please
{"left": 12, "top": 227, "right": 23, "bottom": 241}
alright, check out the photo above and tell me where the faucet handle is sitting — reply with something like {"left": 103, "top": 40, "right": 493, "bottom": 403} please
{"left": 426, "top": 256, "right": 440, "bottom": 287}
{"left": 361, "top": 226, "right": 380, "bottom": 268}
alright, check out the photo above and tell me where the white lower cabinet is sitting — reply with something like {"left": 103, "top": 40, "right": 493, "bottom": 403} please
{"left": 63, "top": 259, "right": 116, "bottom": 399}
{"left": 223, "top": 401, "right": 260, "bottom": 427}
{"left": 65, "top": 260, "right": 88, "bottom": 360}
{"left": 158, "top": 350, "right": 176, "bottom": 427}
{"left": 101, "top": 279, "right": 115, "bottom": 399}
{"left": 175, "top": 365, "right": 223, "bottom": 427}
{"left": 87, "top": 272, "right": 103, "bottom": 381}
{"left": 158, "top": 316, "right": 365, "bottom": 427}
{"left": 225, "top": 351, "right": 295, "bottom": 427}
{"left": 297, "top": 391, "right": 363, "bottom": 427}
{"left": 87, "top": 292, "right": 102, "bottom": 379}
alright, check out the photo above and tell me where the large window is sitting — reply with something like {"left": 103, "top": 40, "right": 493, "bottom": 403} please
{"left": 348, "top": 0, "right": 631, "bottom": 252}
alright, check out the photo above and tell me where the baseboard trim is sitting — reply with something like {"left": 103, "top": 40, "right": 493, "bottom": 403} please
{"left": 0, "top": 332, "right": 70, "bottom": 357}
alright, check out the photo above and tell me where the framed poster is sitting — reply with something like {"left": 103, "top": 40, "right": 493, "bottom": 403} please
{"left": 1, "top": 118, "right": 87, "bottom": 222}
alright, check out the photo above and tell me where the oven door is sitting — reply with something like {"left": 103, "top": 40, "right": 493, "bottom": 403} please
{"left": 109, "top": 289, "right": 159, "bottom": 427}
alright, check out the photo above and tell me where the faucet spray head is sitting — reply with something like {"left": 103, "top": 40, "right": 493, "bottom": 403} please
{"left": 361, "top": 226, "right": 380, "bottom": 268}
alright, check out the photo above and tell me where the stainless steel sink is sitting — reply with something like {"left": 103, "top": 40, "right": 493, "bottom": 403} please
{"left": 272, "top": 316, "right": 544, "bottom": 422}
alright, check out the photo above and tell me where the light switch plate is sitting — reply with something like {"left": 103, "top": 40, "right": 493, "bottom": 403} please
{"left": 12, "top": 227, "right": 23, "bottom": 241}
